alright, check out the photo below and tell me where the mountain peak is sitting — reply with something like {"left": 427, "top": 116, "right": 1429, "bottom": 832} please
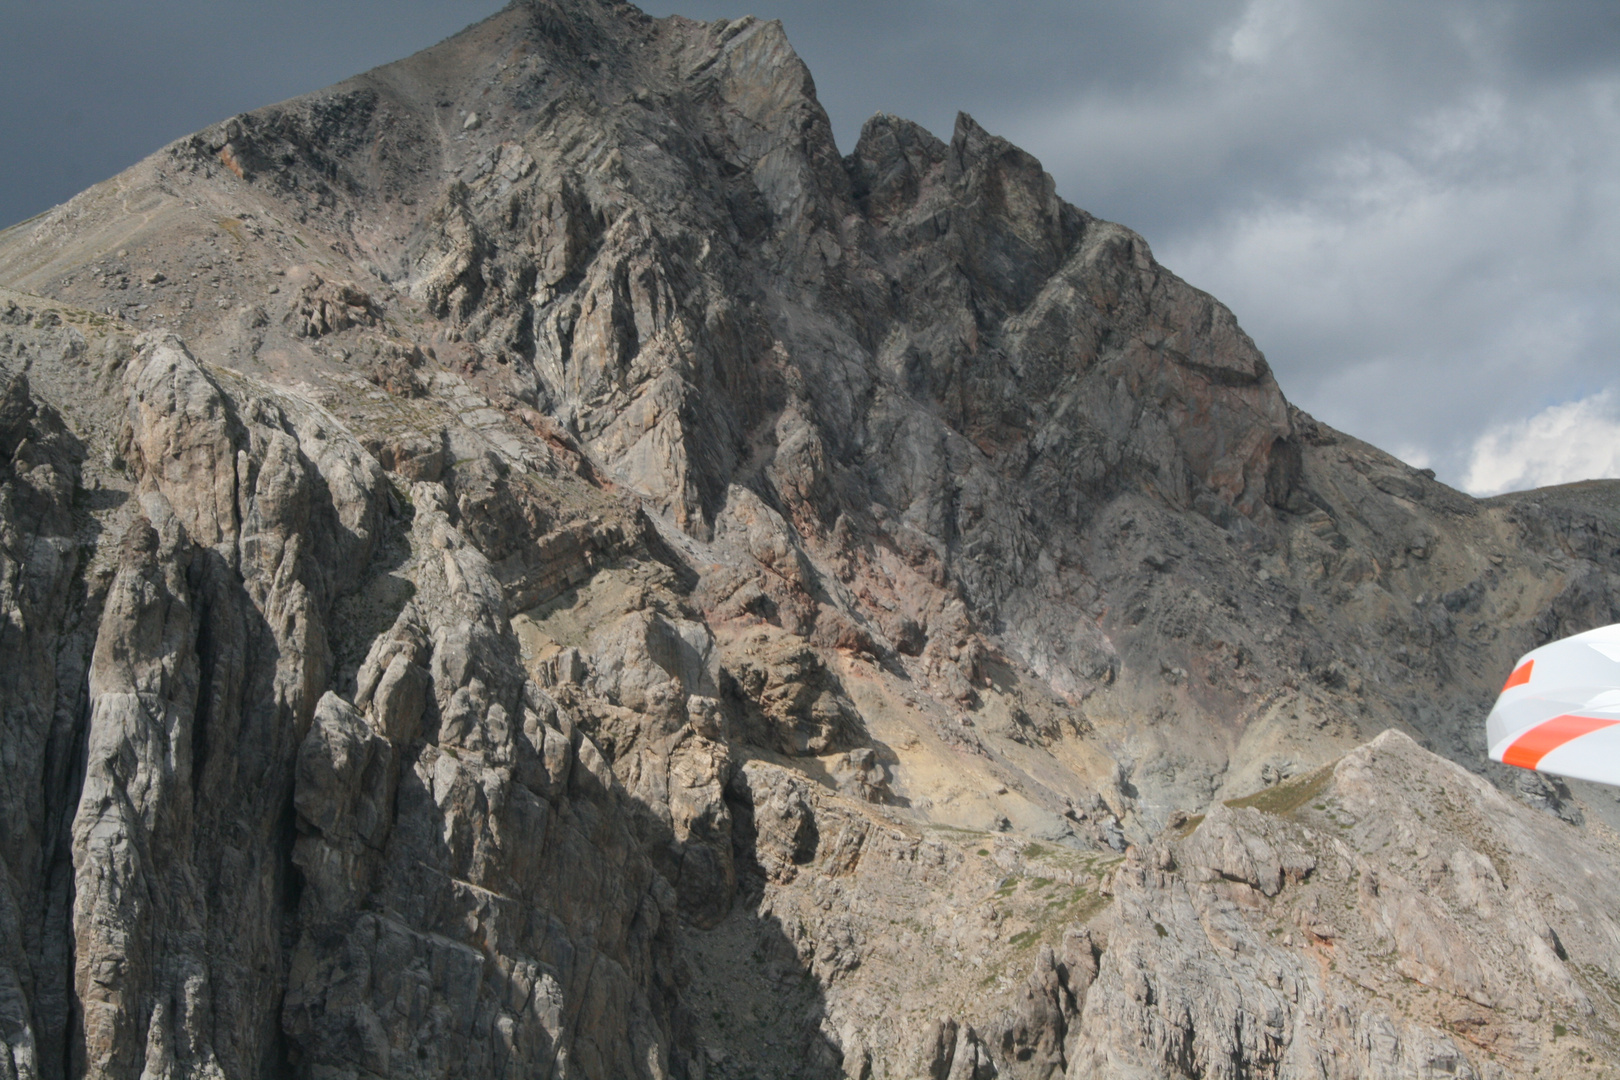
{"left": 2, "top": 5, "right": 1619, "bottom": 1078}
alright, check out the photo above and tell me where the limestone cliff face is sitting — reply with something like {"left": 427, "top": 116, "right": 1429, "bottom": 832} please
{"left": 3, "top": 1, "right": 1620, "bottom": 1077}
{"left": 0, "top": 370, "right": 87, "bottom": 1080}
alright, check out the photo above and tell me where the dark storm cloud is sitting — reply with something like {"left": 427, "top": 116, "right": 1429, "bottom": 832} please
{"left": 1504, "top": 0, "right": 1620, "bottom": 77}
{"left": 5, "top": 0, "right": 1620, "bottom": 491}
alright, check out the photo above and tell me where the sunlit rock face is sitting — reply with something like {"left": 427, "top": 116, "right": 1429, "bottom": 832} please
{"left": 2, "top": 1, "right": 1620, "bottom": 1077}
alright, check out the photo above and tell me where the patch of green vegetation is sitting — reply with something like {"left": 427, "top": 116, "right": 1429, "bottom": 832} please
{"left": 994, "top": 878, "right": 1019, "bottom": 898}
{"left": 1016, "top": 843, "right": 1110, "bottom": 874}
{"left": 1554, "top": 1023, "right": 1568, "bottom": 1039}
{"left": 977, "top": 849, "right": 989, "bottom": 857}
{"left": 1154, "top": 922, "right": 1168, "bottom": 938}
{"left": 1044, "top": 882, "right": 1107, "bottom": 921}
{"left": 1224, "top": 763, "right": 1336, "bottom": 816}
{"left": 1002, "top": 886, "right": 1114, "bottom": 955}
{"left": 1008, "top": 929, "right": 1040, "bottom": 949}
{"left": 1028, "top": 877, "right": 1053, "bottom": 890}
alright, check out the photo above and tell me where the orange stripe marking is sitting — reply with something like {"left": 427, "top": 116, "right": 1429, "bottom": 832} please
{"left": 1502, "top": 713, "right": 1619, "bottom": 770}
{"left": 1502, "top": 659, "right": 1534, "bottom": 692}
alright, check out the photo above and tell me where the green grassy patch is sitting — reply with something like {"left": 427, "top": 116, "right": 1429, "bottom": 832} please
{"left": 1225, "top": 763, "right": 1336, "bottom": 817}
{"left": 1018, "top": 842, "right": 1111, "bottom": 873}
{"left": 1043, "top": 885, "right": 1097, "bottom": 914}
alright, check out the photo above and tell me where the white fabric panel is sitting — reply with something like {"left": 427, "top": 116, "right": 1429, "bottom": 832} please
{"left": 1485, "top": 623, "right": 1620, "bottom": 785}
{"left": 1531, "top": 724, "right": 1620, "bottom": 786}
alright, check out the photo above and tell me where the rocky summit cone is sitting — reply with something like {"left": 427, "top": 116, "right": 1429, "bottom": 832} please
{"left": 2, "top": 0, "right": 1619, "bottom": 1076}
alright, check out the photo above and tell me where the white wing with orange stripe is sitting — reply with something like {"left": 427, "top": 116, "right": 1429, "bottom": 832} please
{"left": 1487, "top": 623, "right": 1620, "bottom": 787}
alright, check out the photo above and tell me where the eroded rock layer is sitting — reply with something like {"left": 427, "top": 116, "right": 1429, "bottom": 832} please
{"left": 2, "top": 1, "right": 1620, "bottom": 1077}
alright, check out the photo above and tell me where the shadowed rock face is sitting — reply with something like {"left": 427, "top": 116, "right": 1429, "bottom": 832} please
{"left": 3, "top": 1, "right": 1620, "bottom": 1077}
{"left": 0, "top": 371, "right": 86, "bottom": 1080}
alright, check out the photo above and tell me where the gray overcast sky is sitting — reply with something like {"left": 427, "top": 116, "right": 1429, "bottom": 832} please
{"left": 4, "top": 0, "right": 1619, "bottom": 493}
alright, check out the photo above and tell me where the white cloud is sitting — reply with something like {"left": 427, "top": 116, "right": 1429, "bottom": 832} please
{"left": 1225, "top": 0, "right": 1302, "bottom": 66}
{"left": 1392, "top": 444, "right": 1434, "bottom": 470}
{"left": 1464, "top": 390, "right": 1620, "bottom": 495}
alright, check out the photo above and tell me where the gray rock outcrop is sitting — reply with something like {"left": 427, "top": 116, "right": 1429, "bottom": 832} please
{"left": 1, "top": 0, "right": 1619, "bottom": 1076}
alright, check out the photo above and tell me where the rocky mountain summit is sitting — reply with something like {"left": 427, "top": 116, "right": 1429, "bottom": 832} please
{"left": 3, "top": 1, "right": 1620, "bottom": 1076}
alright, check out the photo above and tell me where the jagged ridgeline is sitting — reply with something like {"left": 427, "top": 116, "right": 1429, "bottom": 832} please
{"left": 3, "top": 1, "right": 1620, "bottom": 1077}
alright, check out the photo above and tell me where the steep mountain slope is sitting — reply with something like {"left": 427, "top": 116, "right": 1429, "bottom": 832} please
{"left": 2, "top": 1, "right": 1620, "bottom": 1077}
